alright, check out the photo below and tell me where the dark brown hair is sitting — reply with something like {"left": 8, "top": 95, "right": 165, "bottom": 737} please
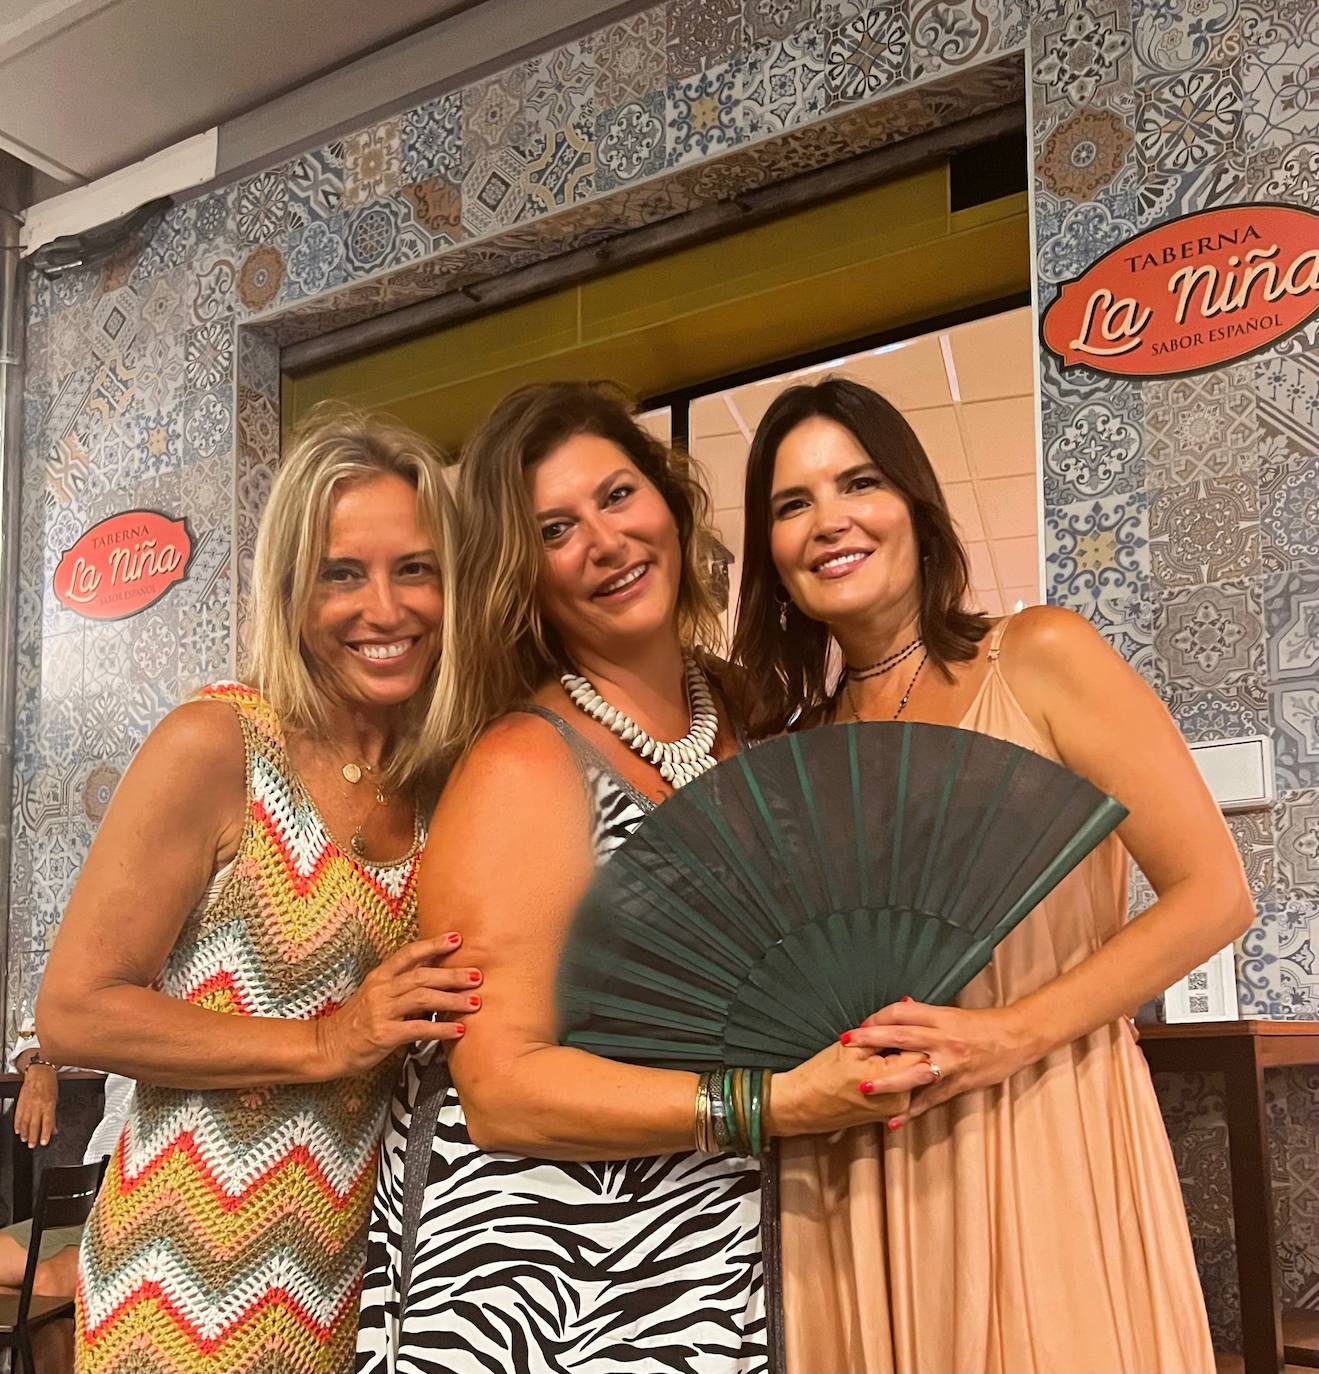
{"left": 731, "top": 376, "right": 989, "bottom": 737}
{"left": 430, "top": 380, "right": 724, "bottom": 756}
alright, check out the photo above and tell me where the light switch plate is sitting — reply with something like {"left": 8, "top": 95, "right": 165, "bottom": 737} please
{"left": 1188, "top": 735, "right": 1275, "bottom": 813}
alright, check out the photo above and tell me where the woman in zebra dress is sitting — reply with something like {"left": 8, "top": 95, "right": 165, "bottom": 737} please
{"left": 356, "top": 382, "right": 933, "bottom": 1374}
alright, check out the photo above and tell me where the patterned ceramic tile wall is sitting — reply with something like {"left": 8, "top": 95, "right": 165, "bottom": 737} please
{"left": 6, "top": 0, "right": 1315, "bottom": 1340}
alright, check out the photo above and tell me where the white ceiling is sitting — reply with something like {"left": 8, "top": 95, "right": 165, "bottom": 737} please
{"left": 643, "top": 306, "right": 1043, "bottom": 636}
{"left": 0, "top": 0, "right": 479, "bottom": 183}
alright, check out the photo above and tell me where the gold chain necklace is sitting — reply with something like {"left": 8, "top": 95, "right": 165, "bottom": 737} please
{"left": 340, "top": 759, "right": 389, "bottom": 857}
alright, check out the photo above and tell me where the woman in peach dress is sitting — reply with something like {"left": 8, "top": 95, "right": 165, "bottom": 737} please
{"left": 732, "top": 378, "right": 1248, "bottom": 1373}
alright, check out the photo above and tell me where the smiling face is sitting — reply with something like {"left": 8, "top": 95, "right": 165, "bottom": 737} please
{"left": 528, "top": 431, "right": 683, "bottom": 662}
{"left": 768, "top": 415, "right": 921, "bottom": 633}
{"left": 301, "top": 472, "right": 444, "bottom": 711}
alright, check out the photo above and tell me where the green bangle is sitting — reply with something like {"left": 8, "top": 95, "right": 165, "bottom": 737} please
{"left": 748, "top": 1070, "right": 764, "bottom": 1158}
{"left": 736, "top": 1068, "right": 752, "bottom": 1156}
{"left": 725, "top": 1066, "right": 736, "bottom": 1154}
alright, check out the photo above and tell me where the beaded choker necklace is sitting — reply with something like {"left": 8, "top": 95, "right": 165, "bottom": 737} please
{"left": 846, "top": 635, "right": 923, "bottom": 681}
{"left": 560, "top": 654, "right": 719, "bottom": 789}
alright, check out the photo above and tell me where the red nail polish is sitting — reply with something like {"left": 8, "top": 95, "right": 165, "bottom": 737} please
{"left": 468, "top": 971, "right": 482, "bottom": 983}
{"left": 468, "top": 995, "right": 481, "bottom": 1008}
{"left": 839, "top": 1032, "right": 852, "bottom": 1046}
{"left": 900, "top": 995, "right": 912, "bottom": 1003}
{"left": 453, "top": 1022, "right": 465, "bottom": 1036}
{"left": 887, "top": 1118, "right": 903, "bottom": 1131}
{"left": 447, "top": 932, "right": 461, "bottom": 945}
{"left": 859, "top": 1081, "right": 874, "bottom": 1095}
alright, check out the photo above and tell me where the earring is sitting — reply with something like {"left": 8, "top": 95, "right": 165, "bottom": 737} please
{"left": 774, "top": 588, "right": 791, "bottom": 631}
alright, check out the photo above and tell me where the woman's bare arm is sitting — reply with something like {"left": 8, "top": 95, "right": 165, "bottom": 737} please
{"left": 1003, "top": 605, "right": 1253, "bottom": 1051}
{"left": 432, "top": 715, "right": 931, "bottom": 1159}
{"left": 850, "top": 607, "right": 1254, "bottom": 1121}
{"left": 38, "top": 701, "right": 474, "bottom": 1087}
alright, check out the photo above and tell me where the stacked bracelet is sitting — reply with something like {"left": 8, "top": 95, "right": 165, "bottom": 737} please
{"left": 693, "top": 1068, "right": 773, "bottom": 1157}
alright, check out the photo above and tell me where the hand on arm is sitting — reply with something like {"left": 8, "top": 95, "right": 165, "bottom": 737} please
{"left": 13, "top": 1050, "right": 58, "bottom": 1148}
{"left": 433, "top": 716, "right": 931, "bottom": 1160}
{"left": 37, "top": 701, "right": 477, "bottom": 1089}
{"left": 844, "top": 607, "right": 1253, "bottom": 1126}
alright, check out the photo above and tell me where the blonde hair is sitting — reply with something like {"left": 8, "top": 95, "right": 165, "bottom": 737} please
{"left": 419, "top": 381, "right": 723, "bottom": 760}
{"left": 242, "top": 401, "right": 457, "bottom": 788}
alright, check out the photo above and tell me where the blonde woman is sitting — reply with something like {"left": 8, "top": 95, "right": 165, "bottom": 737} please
{"left": 355, "top": 382, "right": 932, "bottom": 1374}
{"left": 38, "top": 404, "right": 479, "bottom": 1374}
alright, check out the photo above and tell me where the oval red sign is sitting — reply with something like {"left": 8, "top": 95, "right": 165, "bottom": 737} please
{"left": 1041, "top": 203, "right": 1319, "bottom": 378}
{"left": 53, "top": 509, "right": 193, "bottom": 621}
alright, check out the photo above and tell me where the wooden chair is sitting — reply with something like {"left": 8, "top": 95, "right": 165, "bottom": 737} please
{"left": 0, "top": 1159, "right": 107, "bottom": 1374}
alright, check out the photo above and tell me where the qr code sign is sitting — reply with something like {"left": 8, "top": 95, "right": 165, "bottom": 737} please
{"left": 1188, "top": 969, "right": 1209, "bottom": 991}
{"left": 1190, "top": 994, "right": 1210, "bottom": 1014}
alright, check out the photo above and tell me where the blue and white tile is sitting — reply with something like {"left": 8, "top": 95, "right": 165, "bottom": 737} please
{"left": 1264, "top": 568, "right": 1319, "bottom": 684}
{"left": 234, "top": 168, "right": 290, "bottom": 245}
{"left": 281, "top": 214, "right": 348, "bottom": 302}
{"left": 182, "top": 386, "right": 234, "bottom": 464}
{"left": 1036, "top": 197, "right": 1138, "bottom": 284}
{"left": 667, "top": 58, "right": 747, "bottom": 168}
{"left": 286, "top": 142, "right": 345, "bottom": 227}
{"left": 1165, "top": 676, "right": 1270, "bottom": 741}
{"left": 1240, "top": 22, "right": 1319, "bottom": 152}
{"left": 1045, "top": 491, "right": 1150, "bottom": 609}
{"left": 595, "top": 92, "right": 667, "bottom": 191}
{"left": 1133, "top": 0, "right": 1242, "bottom": 75}
{"left": 1276, "top": 789, "right": 1319, "bottom": 896}
{"left": 1134, "top": 66, "right": 1244, "bottom": 186}
{"left": 1042, "top": 390, "right": 1145, "bottom": 505}
{"left": 1032, "top": 0, "right": 1134, "bottom": 120}
{"left": 1271, "top": 682, "right": 1319, "bottom": 790}
{"left": 911, "top": 0, "right": 1005, "bottom": 84}
{"left": 741, "top": 26, "right": 829, "bottom": 137}
{"left": 344, "top": 200, "right": 427, "bottom": 278}
{"left": 1238, "top": 895, "right": 1319, "bottom": 1017}
{"left": 401, "top": 92, "right": 463, "bottom": 185}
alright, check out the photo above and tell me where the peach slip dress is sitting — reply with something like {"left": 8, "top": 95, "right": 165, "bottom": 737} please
{"left": 778, "top": 616, "right": 1215, "bottom": 1373}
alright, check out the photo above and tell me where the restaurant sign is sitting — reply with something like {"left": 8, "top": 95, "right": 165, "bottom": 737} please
{"left": 1041, "top": 203, "right": 1319, "bottom": 378}
{"left": 52, "top": 509, "right": 193, "bottom": 621}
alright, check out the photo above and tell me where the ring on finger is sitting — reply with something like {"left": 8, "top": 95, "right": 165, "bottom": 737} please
{"left": 923, "top": 1053, "right": 943, "bottom": 1082}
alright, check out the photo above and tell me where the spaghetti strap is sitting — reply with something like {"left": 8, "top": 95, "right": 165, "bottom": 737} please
{"left": 986, "top": 612, "right": 1015, "bottom": 661}
{"left": 512, "top": 704, "right": 655, "bottom": 814}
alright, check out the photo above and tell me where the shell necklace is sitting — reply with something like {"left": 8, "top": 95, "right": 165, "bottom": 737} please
{"left": 561, "top": 654, "right": 719, "bottom": 789}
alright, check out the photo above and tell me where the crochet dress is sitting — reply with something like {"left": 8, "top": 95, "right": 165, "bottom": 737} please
{"left": 76, "top": 684, "right": 422, "bottom": 1374}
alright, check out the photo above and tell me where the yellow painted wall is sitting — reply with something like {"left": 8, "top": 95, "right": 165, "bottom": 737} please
{"left": 286, "top": 166, "right": 1029, "bottom": 454}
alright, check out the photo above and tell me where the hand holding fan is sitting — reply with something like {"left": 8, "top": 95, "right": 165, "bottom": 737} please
{"left": 557, "top": 721, "right": 1126, "bottom": 1071}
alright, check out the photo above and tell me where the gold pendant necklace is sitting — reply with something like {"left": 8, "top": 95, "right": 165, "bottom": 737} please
{"left": 339, "top": 759, "right": 389, "bottom": 857}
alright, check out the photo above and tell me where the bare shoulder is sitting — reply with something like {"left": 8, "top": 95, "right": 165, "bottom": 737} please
{"left": 434, "top": 708, "right": 582, "bottom": 822}
{"left": 135, "top": 699, "right": 246, "bottom": 785}
{"left": 1000, "top": 605, "right": 1112, "bottom": 680}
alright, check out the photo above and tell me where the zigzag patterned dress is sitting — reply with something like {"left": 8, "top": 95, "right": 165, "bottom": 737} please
{"left": 76, "top": 683, "right": 422, "bottom": 1374}
{"left": 355, "top": 707, "right": 768, "bottom": 1374}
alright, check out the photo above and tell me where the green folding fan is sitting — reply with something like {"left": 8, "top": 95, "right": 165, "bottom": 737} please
{"left": 557, "top": 721, "right": 1127, "bottom": 1071}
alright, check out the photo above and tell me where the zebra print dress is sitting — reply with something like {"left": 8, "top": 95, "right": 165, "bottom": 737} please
{"left": 355, "top": 708, "right": 769, "bottom": 1374}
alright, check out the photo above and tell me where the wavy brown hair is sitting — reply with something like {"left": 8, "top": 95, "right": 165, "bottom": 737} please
{"left": 731, "top": 377, "right": 990, "bottom": 737}
{"left": 420, "top": 381, "right": 724, "bottom": 759}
